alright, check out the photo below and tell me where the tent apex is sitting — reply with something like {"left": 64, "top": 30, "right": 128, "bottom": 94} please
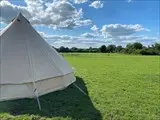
{"left": 17, "top": 12, "right": 24, "bottom": 20}
{"left": 15, "top": 12, "right": 30, "bottom": 23}
{"left": 17, "top": 12, "right": 22, "bottom": 16}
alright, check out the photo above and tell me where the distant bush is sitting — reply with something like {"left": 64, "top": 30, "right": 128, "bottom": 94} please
{"left": 140, "top": 49, "right": 159, "bottom": 55}
{"left": 53, "top": 43, "right": 160, "bottom": 55}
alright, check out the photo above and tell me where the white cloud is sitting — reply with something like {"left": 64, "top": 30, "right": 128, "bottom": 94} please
{"left": 38, "top": 31, "right": 159, "bottom": 48}
{"left": 100, "top": 24, "right": 149, "bottom": 38}
{"left": 0, "top": 0, "right": 31, "bottom": 23}
{"left": 74, "top": 0, "right": 88, "bottom": 4}
{"left": 89, "top": 1, "right": 103, "bottom": 9}
{"left": 0, "top": 0, "right": 92, "bottom": 29}
{"left": 121, "top": 36, "right": 159, "bottom": 46}
{"left": 91, "top": 25, "right": 99, "bottom": 31}
{"left": 81, "top": 32, "right": 98, "bottom": 38}
{"left": 74, "top": 19, "right": 92, "bottom": 28}
{"left": 38, "top": 31, "right": 109, "bottom": 48}
{"left": 77, "top": 24, "right": 156, "bottom": 47}
{"left": 38, "top": 31, "right": 76, "bottom": 41}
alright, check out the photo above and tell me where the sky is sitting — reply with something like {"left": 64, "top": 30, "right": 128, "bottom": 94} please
{"left": 0, "top": 0, "right": 160, "bottom": 48}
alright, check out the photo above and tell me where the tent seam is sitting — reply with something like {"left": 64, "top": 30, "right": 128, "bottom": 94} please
{"left": 0, "top": 72, "right": 73, "bottom": 85}
{"left": 24, "top": 27, "right": 36, "bottom": 91}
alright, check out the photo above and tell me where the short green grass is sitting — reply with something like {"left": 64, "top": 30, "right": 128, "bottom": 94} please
{"left": 0, "top": 53, "right": 159, "bottom": 120}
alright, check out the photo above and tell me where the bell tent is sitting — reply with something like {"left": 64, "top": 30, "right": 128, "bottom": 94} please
{"left": 0, "top": 13, "right": 76, "bottom": 108}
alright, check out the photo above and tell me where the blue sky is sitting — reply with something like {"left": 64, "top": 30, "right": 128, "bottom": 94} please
{"left": 0, "top": 0, "right": 159, "bottom": 48}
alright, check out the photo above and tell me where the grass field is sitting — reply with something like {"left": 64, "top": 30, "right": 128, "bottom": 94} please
{"left": 0, "top": 53, "right": 159, "bottom": 120}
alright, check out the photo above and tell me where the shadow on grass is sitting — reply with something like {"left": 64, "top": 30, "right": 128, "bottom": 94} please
{"left": 0, "top": 76, "right": 102, "bottom": 120}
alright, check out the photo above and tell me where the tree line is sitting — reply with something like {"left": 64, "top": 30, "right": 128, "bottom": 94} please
{"left": 53, "top": 42, "right": 160, "bottom": 55}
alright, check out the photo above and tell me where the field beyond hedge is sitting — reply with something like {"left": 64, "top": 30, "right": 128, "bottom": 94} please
{"left": 0, "top": 53, "right": 159, "bottom": 120}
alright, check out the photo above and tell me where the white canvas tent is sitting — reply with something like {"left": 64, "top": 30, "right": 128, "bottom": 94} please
{"left": 0, "top": 13, "right": 76, "bottom": 108}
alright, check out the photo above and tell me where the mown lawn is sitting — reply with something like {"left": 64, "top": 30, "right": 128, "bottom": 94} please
{"left": 0, "top": 53, "right": 159, "bottom": 120}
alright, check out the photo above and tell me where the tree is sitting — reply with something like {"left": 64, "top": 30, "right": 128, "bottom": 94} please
{"left": 65, "top": 47, "right": 70, "bottom": 52}
{"left": 116, "top": 45, "right": 123, "bottom": 52}
{"left": 153, "top": 43, "right": 160, "bottom": 51}
{"left": 92, "top": 48, "right": 100, "bottom": 53}
{"left": 99, "top": 45, "right": 107, "bottom": 53}
{"left": 55, "top": 42, "right": 159, "bottom": 55}
{"left": 59, "top": 46, "right": 66, "bottom": 52}
{"left": 133, "top": 42, "right": 143, "bottom": 49}
{"left": 89, "top": 47, "right": 93, "bottom": 52}
{"left": 106, "top": 44, "right": 116, "bottom": 53}
{"left": 126, "top": 43, "right": 133, "bottom": 49}
{"left": 140, "top": 48, "right": 159, "bottom": 55}
{"left": 71, "top": 47, "right": 78, "bottom": 52}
